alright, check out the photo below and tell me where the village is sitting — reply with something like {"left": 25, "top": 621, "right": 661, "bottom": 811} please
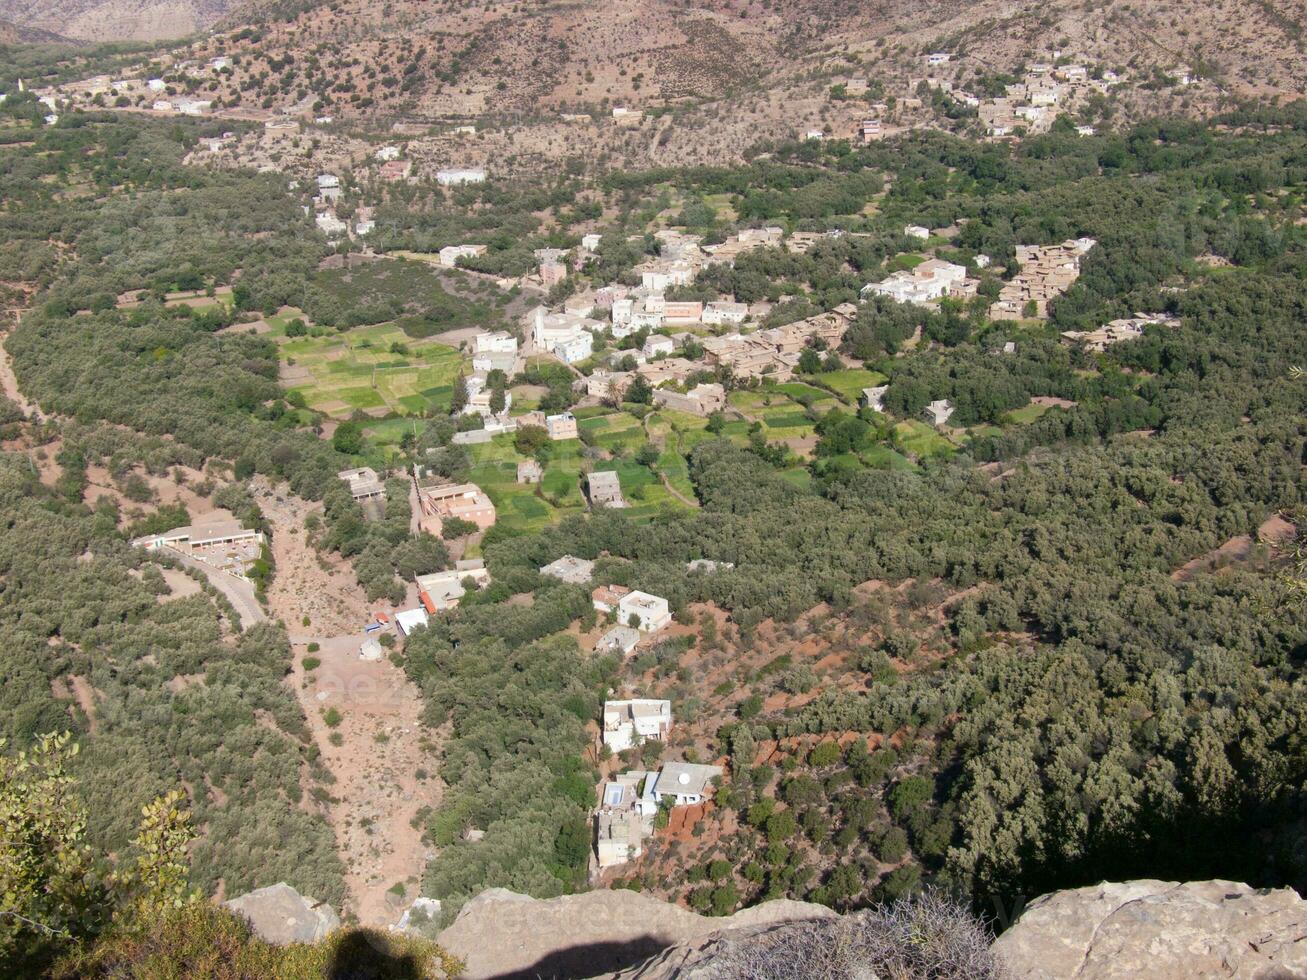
{"left": 86, "top": 32, "right": 1194, "bottom": 893}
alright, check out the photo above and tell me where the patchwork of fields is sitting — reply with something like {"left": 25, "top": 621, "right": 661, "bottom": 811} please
{"left": 280, "top": 322, "right": 468, "bottom": 417}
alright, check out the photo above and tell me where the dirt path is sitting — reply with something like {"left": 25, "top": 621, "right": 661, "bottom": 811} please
{"left": 0, "top": 328, "right": 40, "bottom": 418}
{"left": 289, "top": 634, "right": 444, "bottom": 927}
{"left": 252, "top": 477, "right": 444, "bottom": 926}
{"left": 642, "top": 414, "right": 699, "bottom": 508}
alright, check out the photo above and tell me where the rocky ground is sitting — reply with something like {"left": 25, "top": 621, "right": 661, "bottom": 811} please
{"left": 255, "top": 477, "right": 446, "bottom": 927}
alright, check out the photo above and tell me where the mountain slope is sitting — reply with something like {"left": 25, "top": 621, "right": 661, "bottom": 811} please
{"left": 0, "top": 0, "right": 236, "bottom": 41}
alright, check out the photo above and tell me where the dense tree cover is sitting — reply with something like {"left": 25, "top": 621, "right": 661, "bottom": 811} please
{"left": 397, "top": 584, "right": 615, "bottom": 914}
{"left": 0, "top": 451, "right": 344, "bottom": 909}
{"left": 473, "top": 256, "right": 1307, "bottom": 911}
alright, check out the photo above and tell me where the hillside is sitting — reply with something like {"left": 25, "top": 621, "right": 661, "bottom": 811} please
{"left": 35, "top": 0, "right": 1295, "bottom": 175}
{"left": 0, "top": 17, "right": 77, "bottom": 43}
{"left": 0, "top": 0, "right": 235, "bottom": 41}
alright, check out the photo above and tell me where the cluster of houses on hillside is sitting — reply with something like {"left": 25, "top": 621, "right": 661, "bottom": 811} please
{"left": 990, "top": 238, "right": 1096, "bottom": 320}
{"left": 593, "top": 695, "right": 724, "bottom": 868}
{"left": 1061, "top": 313, "right": 1177, "bottom": 351}
{"left": 974, "top": 60, "right": 1124, "bottom": 138}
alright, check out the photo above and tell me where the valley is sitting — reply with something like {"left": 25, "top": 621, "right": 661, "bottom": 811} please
{"left": 0, "top": 2, "right": 1304, "bottom": 978}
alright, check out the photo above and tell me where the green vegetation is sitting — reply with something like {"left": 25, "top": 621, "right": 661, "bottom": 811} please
{"left": 3, "top": 61, "right": 1307, "bottom": 969}
{"left": 299, "top": 260, "right": 508, "bottom": 337}
{"left": 282, "top": 322, "right": 467, "bottom": 417}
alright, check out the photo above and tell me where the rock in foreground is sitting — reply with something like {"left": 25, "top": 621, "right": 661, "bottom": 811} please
{"left": 436, "top": 887, "right": 833, "bottom": 979}
{"left": 993, "top": 879, "right": 1307, "bottom": 979}
{"left": 223, "top": 882, "right": 341, "bottom": 946}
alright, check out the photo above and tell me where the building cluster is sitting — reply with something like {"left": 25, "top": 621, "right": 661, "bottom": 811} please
{"left": 413, "top": 466, "right": 496, "bottom": 537}
{"left": 975, "top": 60, "right": 1123, "bottom": 137}
{"left": 374, "top": 556, "right": 492, "bottom": 654}
{"left": 862, "top": 258, "right": 977, "bottom": 306}
{"left": 990, "top": 238, "right": 1097, "bottom": 320}
{"left": 697, "top": 303, "right": 857, "bottom": 382}
{"left": 1060, "top": 313, "right": 1177, "bottom": 351}
{"left": 132, "top": 517, "right": 266, "bottom": 582}
{"left": 594, "top": 690, "right": 724, "bottom": 869}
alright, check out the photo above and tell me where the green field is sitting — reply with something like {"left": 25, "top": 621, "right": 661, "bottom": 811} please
{"left": 455, "top": 408, "right": 701, "bottom": 533}
{"left": 892, "top": 420, "right": 958, "bottom": 459}
{"left": 280, "top": 322, "right": 469, "bottom": 418}
{"left": 813, "top": 368, "right": 890, "bottom": 403}
{"left": 1000, "top": 401, "right": 1053, "bottom": 425}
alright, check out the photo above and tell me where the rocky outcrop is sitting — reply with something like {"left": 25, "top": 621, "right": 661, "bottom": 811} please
{"left": 216, "top": 878, "right": 1307, "bottom": 978}
{"left": 223, "top": 882, "right": 341, "bottom": 946}
{"left": 992, "top": 879, "right": 1307, "bottom": 979}
{"left": 435, "top": 887, "right": 834, "bottom": 980}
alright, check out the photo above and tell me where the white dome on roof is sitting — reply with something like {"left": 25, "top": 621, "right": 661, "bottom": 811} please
{"left": 678, "top": 772, "right": 689, "bottom": 785}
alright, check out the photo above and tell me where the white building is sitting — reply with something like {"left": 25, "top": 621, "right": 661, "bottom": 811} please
{"left": 642, "top": 334, "right": 674, "bottom": 358}
{"left": 474, "top": 331, "right": 517, "bottom": 355}
{"left": 375, "top": 145, "right": 401, "bottom": 161}
{"left": 861, "top": 385, "right": 889, "bottom": 412}
{"left": 316, "top": 213, "right": 347, "bottom": 237}
{"left": 602, "top": 699, "right": 672, "bottom": 753}
{"left": 395, "top": 607, "right": 430, "bottom": 637}
{"left": 904, "top": 225, "right": 931, "bottom": 240}
{"left": 649, "top": 762, "right": 723, "bottom": 806}
{"left": 437, "top": 168, "right": 486, "bottom": 186}
{"left": 415, "top": 560, "right": 491, "bottom": 612}
{"left": 581, "top": 233, "right": 602, "bottom": 251}
{"left": 862, "top": 259, "right": 967, "bottom": 306}
{"left": 439, "top": 244, "right": 487, "bottom": 267}
{"left": 702, "top": 301, "right": 748, "bottom": 325}
{"left": 618, "top": 590, "right": 671, "bottom": 632}
{"left": 641, "top": 265, "right": 694, "bottom": 292}
{"left": 147, "top": 78, "right": 166, "bottom": 92}
{"left": 925, "top": 399, "right": 955, "bottom": 428}
{"left": 553, "top": 331, "right": 593, "bottom": 364}
{"left": 540, "top": 554, "right": 595, "bottom": 584}
{"left": 596, "top": 625, "right": 641, "bottom": 656}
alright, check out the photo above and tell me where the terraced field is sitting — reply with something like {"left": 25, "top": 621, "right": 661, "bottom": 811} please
{"left": 279, "top": 322, "right": 468, "bottom": 418}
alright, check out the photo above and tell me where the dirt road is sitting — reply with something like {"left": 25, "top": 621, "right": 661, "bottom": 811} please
{"left": 0, "top": 329, "right": 39, "bottom": 418}
{"left": 254, "top": 478, "right": 444, "bottom": 926}
{"left": 171, "top": 553, "right": 266, "bottom": 630}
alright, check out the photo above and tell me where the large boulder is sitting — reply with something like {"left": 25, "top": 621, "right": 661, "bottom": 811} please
{"left": 993, "top": 879, "right": 1307, "bottom": 979}
{"left": 223, "top": 882, "right": 341, "bottom": 946}
{"left": 436, "top": 887, "right": 833, "bottom": 980}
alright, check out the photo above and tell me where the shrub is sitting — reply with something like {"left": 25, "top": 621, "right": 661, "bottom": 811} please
{"left": 702, "top": 889, "right": 999, "bottom": 979}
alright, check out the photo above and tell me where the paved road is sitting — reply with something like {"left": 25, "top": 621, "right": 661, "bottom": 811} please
{"left": 172, "top": 553, "right": 267, "bottom": 630}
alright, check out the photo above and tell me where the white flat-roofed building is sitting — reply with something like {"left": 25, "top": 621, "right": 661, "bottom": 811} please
{"left": 337, "top": 467, "right": 386, "bottom": 501}
{"left": 395, "top": 607, "right": 430, "bottom": 637}
{"left": 861, "top": 385, "right": 889, "bottom": 412}
{"left": 541, "top": 554, "right": 595, "bottom": 584}
{"left": 439, "top": 244, "right": 487, "bottom": 267}
{"left": 603, "top": 699, "right": 672, "bottom": 753}
{"left": 702, "top": 301, "right": 748, "bottom": 325}
{"left": 414, "top": 559, "right": 490, "bottom": 612}
{"left": 437, "top": 167, "right": 486, "bottom": 186}
{"left": 650, "top": 762, "right": 723, "bottom": 806}
{"left": 596, "top": 625, "right": 641, "bottom": 656}
{"left": 618, "top": 590, "right": 671, "bottom": 632}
